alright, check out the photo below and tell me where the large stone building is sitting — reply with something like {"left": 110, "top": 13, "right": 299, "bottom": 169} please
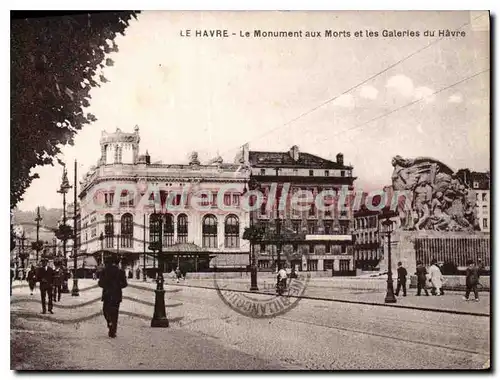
{"left": 456, "top": 169, "right": 490, "bottom": 233}
{"left": 239, "top": 144, "right": 356, "bottom": 275}
{"left": 78, "top": 127, "right": 249, "bottom": 275}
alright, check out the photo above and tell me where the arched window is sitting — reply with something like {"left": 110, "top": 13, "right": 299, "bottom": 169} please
{"left": 225, "top": 215, "right": 239, "bottom": 248}
{"left": 149, "top": 214, "right": 160, "bottom": 248}
{"left": 163, "top": 214, "right": 174, "bottom": 247}
{"left": 177, "top": 214, "right": 188, "bottom": 243}
{"left": 121, "top": 213, "right": 133, "bottom": 248}
{"left": 104, "top": 214, "right": 114, "bottom": 248}
{"left": 202, "top": 215, "right": 218, "bottom": 248}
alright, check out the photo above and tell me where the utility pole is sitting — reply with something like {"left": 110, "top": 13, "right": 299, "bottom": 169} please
{"left": 35, "top": 206, "right": 42, "bottom": 262}
{"left": 143, "top": 214, "right": 147, "bottom": 281}
{"left": 71, "top": 160, "right": 80, "bottom": 297}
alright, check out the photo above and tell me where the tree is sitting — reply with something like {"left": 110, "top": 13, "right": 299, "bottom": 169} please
{"left": 10, "top": 224, "right": 16, "bottom": 252}
{"left": 11, "top": 11, "right": 138, "bottom": 210}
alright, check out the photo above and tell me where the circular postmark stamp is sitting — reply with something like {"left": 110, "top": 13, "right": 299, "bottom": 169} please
{"left": 214, "top": 272, "right": 310, "bottom": 319}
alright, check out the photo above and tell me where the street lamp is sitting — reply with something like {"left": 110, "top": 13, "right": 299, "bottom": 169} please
{"left": 381, "top": 219, "right": 396, "bottom": 303}
{"left": 71, "top": 160, "right": 80, "bottom": 297}
{"left": 149, "top": 211, "right": 169, "bottom": 328}
{"left": 242, "top": 178, "right": 260, "bottom": 292}
{"left": 99, "top": 232, "right": 104, "bottom": 265}
{"left": 57, "top": 165, "right": 72, "bottom": 293}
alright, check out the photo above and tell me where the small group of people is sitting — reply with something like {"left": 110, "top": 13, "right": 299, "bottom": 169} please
{"left": 395, "top": 258, "right": 482, "bottom": 301}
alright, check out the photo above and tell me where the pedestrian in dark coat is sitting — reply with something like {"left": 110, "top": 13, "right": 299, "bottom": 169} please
{"left": 36, "top": 258, "right": 54, "bottom": 314}
{"left": 415, "top": 261, "right": 429, "bottom": 296}
{"left": 98, "top": 255, "right": 128, "bottom": 338}
{"left": 27, "top": 265, "right": 37, "bottom": 295}
{"left": 52, "top": 262, "right": 63, "bottom": 302}
{"left": 464, "top": 260, "right": 480, "bottom": 301}
{"left": 395, "top": 261, "right": 407, "bottom": 296}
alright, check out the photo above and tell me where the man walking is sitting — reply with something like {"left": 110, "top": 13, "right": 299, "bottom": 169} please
{"left": 37, "top": 258, "right": 54, "bottom": 314}
{"left": 52, "top": 261, "right": 63, "bottom": 302}
{"left": 98, "top": 255, "right": 128, "bottom": 338}
{"left": 415, "top": 261, "right": 429, "bottom": 296}
{"left": 395, "top": 261, "right": 407, "bottom": 297}
{"left": 464, "top": 260, "right": 480, "bottom": 302}
{"left": 429, "top": 259, "right": 444, "bottom": 296}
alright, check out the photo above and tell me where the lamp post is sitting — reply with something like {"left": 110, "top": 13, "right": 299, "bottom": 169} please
{"left": 57, "top": 165, "right": 72, "bottom": 293}
{"left": 34, "top": 206, "right": 42, "bottom": 262}
{"left": 243, "top": 178, "right": 259, "bottom": 292}
{"left": 143, "top": 214, "right": 147, "bottom": 282}
{"left": 71, "top": 159, "right": 80, "bottom": 297}
{"left": 99, "top": 232, "right": 104, "bottom": 265}
{"left": 382, "top": 219, "right": 396, "bottom": 303}
{"left": 149, "top": 211, "right": 169, "bottom": 328}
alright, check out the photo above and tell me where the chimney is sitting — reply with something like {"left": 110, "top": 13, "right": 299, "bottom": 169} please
{"left": 289, "top": 145, "right": 300, "bottom": 161}
{"left": 145, "top": 150, "right": 151, "bottom": 165}
{"left": 336, "top": 153, "right": 344, "bottom": 166}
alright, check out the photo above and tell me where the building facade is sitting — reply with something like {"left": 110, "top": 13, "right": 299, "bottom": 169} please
{"left": 240, "top": 144, "right": 356, "bottom": 275}
{"left": 456, "top": 169, "right": 490, "bottom": 232}
{"left": 78, "top": 127, "right": 249, "bottom": 274}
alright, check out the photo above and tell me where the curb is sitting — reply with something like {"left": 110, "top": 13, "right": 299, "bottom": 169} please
{"left": 170, "top": 283, "right": 490, "bottom": 318}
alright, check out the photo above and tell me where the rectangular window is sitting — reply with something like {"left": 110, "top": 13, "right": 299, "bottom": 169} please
{"left": 325, "top": 244, "right": 331, "bottom": 253}
{"left": 260, "top": 169, "right": 266, "bottom": 175}
{"left": 482, "top": 193, "right": 487, "bottom": 202}
{"left": 224, "top": 194, "right": 231, "bottom": 206}
{"left": 341, "top": 245, "right": 347, "bottom": 254}
{"left": 201, "top": 193, "right": 209, "bottom": 206}
{"left": 309, "top": 170, "right": 314, "bottom": 176}
{"left": 324, "top": 260, "right": 334, "bottom": 271}
{"left": 309, "top": 244, "right": 315, "bottom": 254}
{"left": 325, "top": 170, "right": 329, "bottom": 177}
{"left": 482, "top": 205, "right": 488, "bottom": 213}
{"left": 324, "top": 220, "right": 333, "bottom": 235}
{"left": 476, "top": 193, "right": 479, "bottom": 200}
{"left": 292, "top": 243, "right": 298, "bottom": 252}
{"left": 339, "top": 259, "right": 350, "bottom": 272}
{"left": 307, "top": 260, "right": 318, "bottom": 271}
{"left": 292, "top": 220, "right": 301, "bottom": 234}
{"left": 232, "top": 194, "right": 240, "bottom": 206}
{"left": 260, "top": 244, "right": 266, "bottom": 253}
{"left": 258, "top": 260, "right": 270, "bottom": 269}
{"left": 309, "top": 204, "right": 316, "bottom": 217}
{"left": 473, "top": 181, "right": 479, "bottom": 189}
{"left": 308, "top": 221, "right": 316, "bottom": 234}
{"left": 212, "top": 193, "right": 218, "bottom": 207}
{"left": 341, "top": 170, "right": 345, "bottom": 177}
{"left": 483, "top": 218, "right": 488, "bottom": 228}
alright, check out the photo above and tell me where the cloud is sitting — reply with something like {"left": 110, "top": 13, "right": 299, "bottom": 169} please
{"left": 332, "top": 94, "right": 355, "bottom": 109}
{"left": 413, "top": 86, "right": 436, "bottom": 104}
{"left": 385, "top": 75, "right": 436, "bottom": 104}
{"left": 386, "top": 75, "right": 414, "bottom": 97}
{"left": 360, "top": 85, "right": 378, "bottom": 100}
{"left": 448, "top": 93, "right": 463, "bottom": 103}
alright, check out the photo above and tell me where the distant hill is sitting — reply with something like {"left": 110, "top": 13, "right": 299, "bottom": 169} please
{"left": 12, "top": 207, "right": 63, "bottom": 234}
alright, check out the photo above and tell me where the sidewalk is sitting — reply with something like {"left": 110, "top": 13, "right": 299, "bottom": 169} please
{"left": 161, "top": 278, "right": 490, "bottom": 316}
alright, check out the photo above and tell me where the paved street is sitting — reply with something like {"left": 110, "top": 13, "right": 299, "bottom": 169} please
{"left": 11, "top": 279, "right": 490, "bottom": 370}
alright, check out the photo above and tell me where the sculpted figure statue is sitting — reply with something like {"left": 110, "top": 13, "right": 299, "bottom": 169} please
{"left": 430, "top": 192, "right": 451, "bottom": 231}
{"left": 412, "top": 179, "right": 433, "bottom": 230}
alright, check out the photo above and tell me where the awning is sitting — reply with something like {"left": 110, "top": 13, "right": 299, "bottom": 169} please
{"left": 84, "top": 256, "right": 98, "bottom": 268}
{"left": 162, "top": 242, "right": 206, "bottom": 253}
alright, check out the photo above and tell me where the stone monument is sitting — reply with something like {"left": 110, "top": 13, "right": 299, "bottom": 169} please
{"left": 379, "top": 156, "right": 487, "bottom": 275}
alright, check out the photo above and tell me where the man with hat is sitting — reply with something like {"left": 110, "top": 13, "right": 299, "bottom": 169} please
{"left": 37, "top": 258, "right": 54, "bottom": 314}
{"left": 98, "top": 254, "right": 128, "bottom": 338}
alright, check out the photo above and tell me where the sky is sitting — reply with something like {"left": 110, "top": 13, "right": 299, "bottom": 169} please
{"left": 17, "top": 10, "right": 490, "bottom": 211}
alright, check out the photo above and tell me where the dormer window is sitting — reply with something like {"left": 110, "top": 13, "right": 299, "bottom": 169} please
{"left": 309, "top": 170, "right": 314, "bottom": 176}
{"left": 260, "top": 169, "right": 266, "bottom": 175}
{"left": 473, "top": 181, "right": 479, "bottom": 189}
{"left": 325, "top": 170, "right": 329, "bottom": 177}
